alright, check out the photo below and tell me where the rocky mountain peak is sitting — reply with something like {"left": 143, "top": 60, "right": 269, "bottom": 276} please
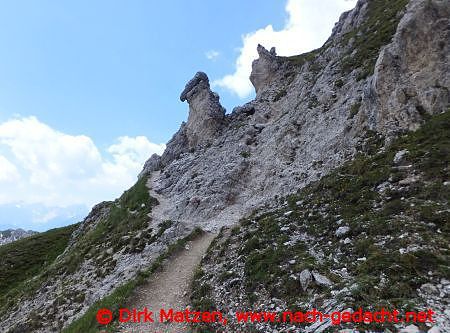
{"left": 139, "top": 0, "right": 449, "bottom": 232}
{"left": 140, "top": 72, "right": 226, "bottom": 176}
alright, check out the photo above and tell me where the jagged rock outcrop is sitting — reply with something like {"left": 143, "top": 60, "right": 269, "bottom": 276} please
{"left": 180, "top": 71, "right": 226, "bottom": 149}
{"left": 139, "top": 153, "right": 162, "bottom": 177}
{"left": 140, "top": 72, "right": 226, "bottom": 177}
{"left": 250, "top": 45, "right": 283, "bottom": 95}
{"left": 370, "top": 0, "right": 450, "bottom": 135}
{"left": 141, "top": 0, "right": 449, "bottom": 231}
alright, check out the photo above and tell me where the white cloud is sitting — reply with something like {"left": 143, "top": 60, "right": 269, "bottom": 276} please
{"left": 0, "top": 155, "right": 20, "bottom": 183}
{"left": 0, "top": 116, "right": 165, "bottom": 209}
{"left": 32, "top": 209, "right": 59, "bottom": 224}
{"left": 213, "top": 0, "right": 357, "bottom": 98}
{"left": 205, "top": 50, "right": 220, "bottom": 60}
{"left": 108, "top": 136, "right": 165, "bottom": 170}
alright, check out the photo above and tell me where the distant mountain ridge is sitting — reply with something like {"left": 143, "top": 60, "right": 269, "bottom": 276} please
{"left": 0, "top": 228, "right": 38, "bottom": 246}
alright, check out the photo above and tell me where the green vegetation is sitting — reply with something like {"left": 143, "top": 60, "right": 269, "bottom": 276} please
{"left": 194, "top": 111, "right": 449, "bottom": 331}
{"left": 0, "top": 175, "right": 165, "bottom": 323}
{"left": 334, "top": 79, "right": 344, "bottom": 88}
{"left": 61, "top": 176, "right": 158, "bottom": 275}
{"left": 285, "top": 49, "right": 321, "bottom": 67}
{"left": 240, "top": 151, "right": 251, "bottom": 158}
{"left": 191, "top": 280, "right": 215, "bottom": 311}
{"left": 63, "top": 227, "right": 204, "bottom": 333}
{"left": 349, "top": 101, "right": 361, "bottom": 119}
{"left": 308, "top": 95, "right": 320, "bottom": 109}
{"left": 288, "top": 111, "right": 448, "bottom": 309}
{"left": 273, "top": 88, "right": 287, "bottom": 102}
{"left": 0, "top": 224, "right": 78, "bottom": 308}
{"left": 341, "top": 0, "right": 409, "bottom": 79}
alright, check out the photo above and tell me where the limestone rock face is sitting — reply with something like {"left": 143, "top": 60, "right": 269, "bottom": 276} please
{"left": 180, "top": 71, "right": 225, "bottom": 149}
{"left": 141, "top": 72, "right": 225, "bottom": 175}
{"left": 137, "top": 0, "right": 449, "bottom": 232}
{"left": 139, "top": 153, "right": 161, "bottom": 177}
{"left": 370, "top": 0, "right": 450, "bottom": 134}
{"left": 159, "top": 122, "right": 189, "bottom": 166}
{"left": 250, "top": 45, "right": 282, "bottom": 95}
{"left": 139, "top": 123, "right": 190, "bottom": 177}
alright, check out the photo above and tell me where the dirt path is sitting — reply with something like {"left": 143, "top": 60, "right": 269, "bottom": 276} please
{"left": 117, "top": 232, "right": 215, "bottom": 333}
{"left": 117, "top": 171, "right": 216, "bottom": 333}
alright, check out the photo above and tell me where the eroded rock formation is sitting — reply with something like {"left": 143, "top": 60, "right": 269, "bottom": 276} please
{"left": 138, "top": 0, "right": 449, "bottom": 232}
{"left": 180, "top": 71, "right": 225, "bottom": 149}
{"left": 249, "top": 45, "right": 282, "bottom": 95}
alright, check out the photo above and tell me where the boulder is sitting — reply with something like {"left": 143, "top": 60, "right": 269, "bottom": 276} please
{"left": 312, "top": 271, "right": 333, "bottom": 287}
{"left": 299, "top": 269, "right": 312, "bottom": 291}
{"left": 335, "top": 226, "right": 350, "bottom": 237}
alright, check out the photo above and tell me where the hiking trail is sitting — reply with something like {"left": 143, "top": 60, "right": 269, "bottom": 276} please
{"left": 118, "top": 171, "right": 216, "bottom": 333}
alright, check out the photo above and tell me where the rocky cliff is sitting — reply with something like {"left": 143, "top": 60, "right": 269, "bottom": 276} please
{"left": 140, "top": 0, "right": 448, "bottom": 232}
{"left": 0, "top": 0, "right": 448, "bottom": 332}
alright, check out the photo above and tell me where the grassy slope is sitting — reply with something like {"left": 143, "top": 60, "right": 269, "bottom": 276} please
{"left": 0, "top": 224, "right": 78, "bottom": 294}
{"left": 60, "top": 175, "right": 159, "bottom": 276}
{"left": 0, "top": 175, "right": 164, "bottom": 328}
{"left": 192, "top": 111, "right": 449, "bottom": 332}
{"left": 284, "top": 0, "right": 409, "bottom": 81}
{"left": 0, "top": 174, "right": 205, "bottom": 332}
{"left": 0, "top": 224, "right": 78, "bottom": 308}
{"left": 341, "top": 0, "right": 409, "bottom": 79}
{"left": 63, "top": 228, "right": 204, "bottom": 333}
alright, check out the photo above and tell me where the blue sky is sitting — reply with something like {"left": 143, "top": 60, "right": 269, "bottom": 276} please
{"left": 0, "top": 0, "right": 287, "bottom": 146}
{"left": 0, "top": 0, "right": 356, "bottom": 231}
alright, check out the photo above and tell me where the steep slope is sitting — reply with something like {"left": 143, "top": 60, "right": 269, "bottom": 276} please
{"left": 191, "top": 111, "right": 450, "bottom": 333}
{"left": 140, "top": 0, "right": 449, "bottom": 232}
{"left": 0, "top": 177, "right": 193, "bottom": 332}
{"left": 0, "top": 0, "right": 448, "bottom": 331}
{"left": 0, "top": 225, "right": 77, "bottom": 313}
{"left": 62, "top": 227, "right": 205, "bottom": 333}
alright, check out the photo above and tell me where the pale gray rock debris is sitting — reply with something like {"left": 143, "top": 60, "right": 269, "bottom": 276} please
{"left": 400, "top": 325, "right": 420, "bottom": 333}
{"left": 393, "top": 149, "right": 409, "bottom": 164}
{"left": 299, "top": 269, "right": 313, "bottom": 291}
{"left": 335, "top": 226, "right": 350, "bottom": 237}
{"left": 312, "top": 271, "right": 333, "bottom": 287}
